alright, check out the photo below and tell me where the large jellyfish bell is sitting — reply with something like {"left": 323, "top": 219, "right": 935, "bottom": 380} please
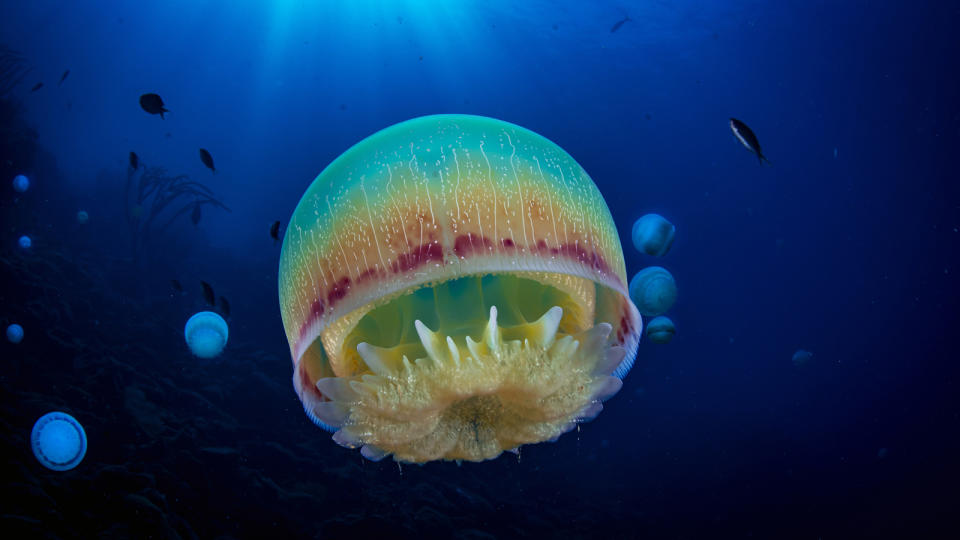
{"left": 278, "top": 115, "right": 642, "bottom": 463}
{"left": 184, "top": 311, "right": 229, "bottom": 358}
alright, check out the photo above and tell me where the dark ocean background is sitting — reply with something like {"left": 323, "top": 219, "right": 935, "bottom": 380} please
{"left": 1, "top": 1, "right": 958, "bottom": 538}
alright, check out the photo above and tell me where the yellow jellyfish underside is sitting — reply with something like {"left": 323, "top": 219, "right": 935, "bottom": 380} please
{"left": 278, "top": 115, "right": 641, "bottom": 463}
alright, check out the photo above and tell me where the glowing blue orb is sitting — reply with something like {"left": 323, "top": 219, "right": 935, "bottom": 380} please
{"left": 77, "top": 210, "right": 89, "bottom": 224}
{"left": 18, "top": 235, "right": 32, "bottom": 249}
{"left": 31, "top": 412, "right": 87, "bottom": 471}
{"left": 12, "top": 174, "right": 30, "bottom": 193}
{"left": 184, "top": 311, "right": 229, "bottom": 358}
{"left": 632, "top": 213, "right": 675, "bottom": 257}
{"left": 792, "top": 349, "right": 813, "bottom": 367}
{"left": 7, "top": 323, "right": 24, "bottom": 344}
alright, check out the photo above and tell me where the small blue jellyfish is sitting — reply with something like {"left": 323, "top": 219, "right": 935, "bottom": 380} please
{"left": 7, "top": 323, "right": 24, "bottom": 344}
{"left": 792, "top": 349, "right": 813, "bottom": 367}
{"left": 18, "top": 235, "right": 32, "bottom": 249}
{"left": 629, "top": 266, "right": 677, "bottom": 317}
{"left": 31, "top": 412, "right": 87, "bottom": 471}
{"left": 645, "top": 316, "right": 676, "bottom": 344}
{"left": 76, "top": 210, "right": 89, "bottom": 224}
{"left": 184, "top": 311, "right": 229, "bottom": 358}
{"left": 12, "top": 174, "right": 30, "bottom": 193}
{"left": 632, "top": 213, "right": 676, "bottom": 257}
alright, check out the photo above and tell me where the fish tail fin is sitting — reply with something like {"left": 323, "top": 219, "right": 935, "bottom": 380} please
{"left": 759, "top": 154, "right": 771, "bottom": 166}
{"left": 161, "top": 107, "right": 169, "bottom": 119}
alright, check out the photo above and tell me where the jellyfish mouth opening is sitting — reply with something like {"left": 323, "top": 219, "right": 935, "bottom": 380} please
{"left": 309, "top": 273, "right": 625, "bottom": 463}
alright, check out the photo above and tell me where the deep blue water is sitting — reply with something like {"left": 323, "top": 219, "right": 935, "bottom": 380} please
{"left": 1, "top": 1, "right": 958, "bottom": 538}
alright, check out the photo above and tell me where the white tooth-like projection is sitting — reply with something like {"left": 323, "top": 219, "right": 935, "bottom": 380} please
{"left": 415, "top": 320, "right": 446, "bottom": 367}
{"left": 464, "top": 335, "right": 483, "bottom": 362}
{"left": 575, "top": 401, "right": 603, "bottom": 422}
{"left": 594, "top": 346, "right": 626, "bottom": 376}
{"left": 316, "top": 377, "right": 360, "bottom": 403}
{"left": 548, "top": 335, "right": 579, "bottom": 361}
{"left": 361, "top": 444, "right": 389, "bottom": 462}
{"left": 348, "top": 380, "right": 379, "bottom": 400}
{"left": 483, "top": 306, "right": 500, "bottom": 352}
{"left": 579, "top": 323, "right": 613, "bottom": 353}
{"left": 590, "top": 376, "right": 623, "bottom": 402}
{"left": 530, "top": 306, "right": 563, "bottom": 348}
{"left": 332, "top": 426, "right": 364, "bottom": 448}
{"left": 446, "top": 336, "right": 461, "bottom": 366}
{"left": 357, "top": 342, "right": 394, "bottom": 376}
{"left": 312, "top": 401, "right": 350, "bottom": 428}
{"left": 571, "top": 323, "right": 613, "bottom": 372}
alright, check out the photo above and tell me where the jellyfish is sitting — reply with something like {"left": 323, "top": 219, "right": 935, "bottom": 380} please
{"left": 631, "top": 213, "right": 675, "bottom": 256}
{"left": 31, "top": 411, "right": 87, "bottom": 471}
{"left": 12, "top": 174, "right": 30, "bottom": 193}
{"left": 278, "top": 114, "right": 641, "bottom": 463}
{"left": 18, "top": 235, "right": 31, "bottom": 249}
{"left": 184, "top": 311, "right": 229, "bottom": 358}
{"left": 628, "top": 266, "right": 677, "bottom": 317}
{"left": 792, "top": 349, "right": 813, "bottom": 367}
{"left": 76, "top": 210, "right": 89, "bottom": 224}
{"left": 645, "top": 316, "right": 676, "bottom": 344}
{"left": 6, "top": 323, "right": 24, "bottom": 344}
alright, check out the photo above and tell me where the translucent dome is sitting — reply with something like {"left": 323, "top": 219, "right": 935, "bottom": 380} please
{"left": 629, "top": 266, "right": 677, "bottom": 317}
{"left": 31, "top": 412, "right": 87, "bottom": 471}
{"left": 631, "top": 214, "right": 675, "bottom": 257}
{"left": 184, "top": 311, "right": 229, "bottom": 358}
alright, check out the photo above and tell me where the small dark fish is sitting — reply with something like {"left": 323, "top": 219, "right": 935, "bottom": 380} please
{"left": 219, "top": 296, "right": 231, "bottom": 318}
{"left": 31, "top": 82, "right": 43, "bottom": 92}
{"left": 270, "top": 220, "right": 281, "bottom": 241}
{"left": 139, "top": 93, "right": 169, "bottom": 118}
{"left": 729, "top": 118, "right": 770, "bottom": 165}
{"left": 129, "top": 151, "right": 139, "bottom": 170}
{"left": 171, "top": 279, "right": 183, "bottom": 293}
{"left": 199, "top": 148, "right": 215, "bottom": 173}
{"left": 200, "top": 281, "right": 216, "bottom": 306}
{"left": 191, "top": 203, "right": 202, "bottom": 225}
{"left": 58, "top": 70, "right": 70, "bottom": 86}
{"left": 610, "top": 15, "right": 631, "bottom": 33}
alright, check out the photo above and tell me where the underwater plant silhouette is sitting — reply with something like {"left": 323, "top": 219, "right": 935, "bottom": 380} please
{"left": 125, "top": 164, "right": 230, "bottom": 263}
{"left": 0, "top": 44, "right": 30, "bottom": 98}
